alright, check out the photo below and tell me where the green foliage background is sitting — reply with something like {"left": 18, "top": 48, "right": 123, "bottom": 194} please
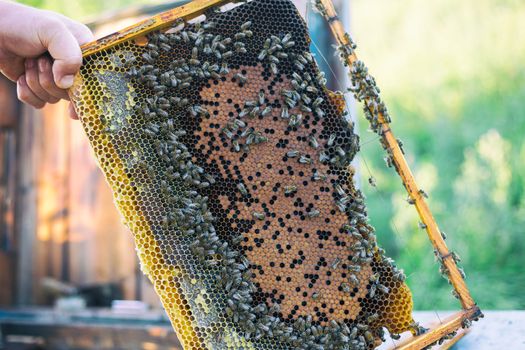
{"left": 16, "top": 0, "right": 525, "bottom": 310}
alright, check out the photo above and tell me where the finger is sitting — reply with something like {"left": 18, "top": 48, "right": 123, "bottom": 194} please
{"left": 68, "top": 102, "right": 79, "bottom": 120}
{"left": 0, "top": 54, "right": 25, "bottom": 83}
{"left": 24, "top": 58, "right": 59, "bottom": 104}
{"left": 36, "top": 18, "right": 82, "bottom": 89}
{"left": 59, "top": 17, "right": 94, "bottom": 45}
{"left": 17, "top": 75, "right": 46, "bottom": 109}
{"left": 37, "top": 56, "right": 69, "bottom": 100}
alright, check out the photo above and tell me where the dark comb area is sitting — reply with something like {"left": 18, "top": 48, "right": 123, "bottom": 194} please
{"left": 71, "top": 0, "right": 415, "bottom": 349}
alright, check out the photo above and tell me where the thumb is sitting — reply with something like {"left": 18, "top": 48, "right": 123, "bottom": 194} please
{"left": 37, "top": 19, "right": 83, "bottom": 89}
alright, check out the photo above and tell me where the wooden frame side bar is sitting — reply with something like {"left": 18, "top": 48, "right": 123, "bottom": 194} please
{"left": 316, "top": 0, "right": 477, "bottom": 311}
{"left": 80, "top": 0, "right": 235, "bottom": 58}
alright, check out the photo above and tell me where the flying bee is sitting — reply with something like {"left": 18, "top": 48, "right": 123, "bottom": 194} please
{"left": 368, "top": 177, "right": 377, "bottom": 187}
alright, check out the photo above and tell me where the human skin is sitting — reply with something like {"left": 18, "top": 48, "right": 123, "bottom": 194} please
{"left": 0, "top": 0, "right": 93, "bottom": 118}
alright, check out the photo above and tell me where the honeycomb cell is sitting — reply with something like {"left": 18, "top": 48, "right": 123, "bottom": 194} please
{"left": 70, "top": 1, "right": 416, "bottom": 349}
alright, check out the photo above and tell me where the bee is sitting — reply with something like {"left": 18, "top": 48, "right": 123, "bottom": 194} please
{"left": 312, "top": 97, "right": 324, "bottom": 107}
{"left": 384, "top": 155, "right": 393, "bottom": 167}
{"left": 270, "top": 62, "right": 278, "bottom": 75}
{"left": 294, "top": 61, "right": 305, "bottom": 71}
{"left": 233, "top": 140, "right": 241, "bottom": 153}
{"left": 258, "top": 50, "right": 267, "bottom": 61}
{"left": 330, "top": 258, "right": 341, "bottom": 269}
{"left": 406, "top": 196, "right": 416, "bottom": 205}
{"left": 237, "top": 183, "right": 248, "bottom": 196}
{"left": 252, "top": 212, "right": 265, "bottom": 220}
{"left": 300, "top": 105, "right": 312, "bottom": 113}
{"left": 233, "top": 73, "right": 247, "bottom": 84}
{"left": 369, "top": 284, "right": 377, "bottom": 298}
{"left": 309, "top": 135, "right": 319, "bottom": 149}
{"left": 315, "top": 107, "right": 325, "bottom": 118}
{"left": 241, "top": 21, "right": 252, "bottom": 30}
{"left": 289, "top": 114, "right": 302, "bottom": 127}
{"left": 284, "top": 185, "right": 298, "bottom": 195}
{"left": 235, "top": 32, "right": 246, "bottom": 40}
{"left": 327, "top": 133, "right": 336, "bottom": 147}
{"left": 286, "top": 150, "right": 299, "bottom": 158}
{"left": 368, "top": 177, "right": 377, "bottom": 187}
{"left": 348, "top": 274, "right": 359, "bottom": 286}
{"left": 334, "top": 184, "right": 346, "bottom": 196}
{"left": 307, "top": 209, "right": 320, "bottom": 218}
{"left": 441, "top": 231, "right": 447, "bottom": 240}
{"left": 377, "top": 284, "right": 390, "bottom": 294}
{"left": 347, "top": 264, "right": 361, "bottom": 272}
{"left": 298, "top": 155, "right": 312, "bottom": 164}
{"left": 281, "top": 107, "right": 289, "bottom": 119}
{"left": 418, "top": 222, "right": 427, "bottom": 229}
{"left": 340, "top": 282, "right": 351, "bottom": 293}
{"left": 268, "top": 55, "right": 280, "bottom": 64}
{"left": 319, "top": 151, "right": 330, "bottom": 163}
{"left": 223, "top": 51, "right": 234, "bottom": 59}
{"left": 312, "top": 170, "right": 327, "bottom": 182}
{"left": 301, "top": 93, "right": 312, "bottom": 105}
{"left": 311, "top": 292, "right": 321, "bottom": 301}
{"left": 419, "top": 189, "right": 429, "bottom": 198}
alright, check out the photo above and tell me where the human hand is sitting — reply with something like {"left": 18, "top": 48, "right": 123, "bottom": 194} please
{"left": 0, "top": 1, "right": 93, "bottom": 118}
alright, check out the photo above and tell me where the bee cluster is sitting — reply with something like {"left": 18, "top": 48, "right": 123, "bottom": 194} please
{"left": 71, "top": 0, "right": 421, "bottom": 349}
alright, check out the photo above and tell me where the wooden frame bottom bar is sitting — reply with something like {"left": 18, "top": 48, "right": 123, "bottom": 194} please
{"left": 388, "top": 307, "right": 481, "bottom": 350}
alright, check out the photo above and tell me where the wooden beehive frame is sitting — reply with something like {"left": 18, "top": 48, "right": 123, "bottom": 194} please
{"left": 315, "top": 0, "right": 482, "bottom": 348}
{"left": 77, "top": 0, "right": 482, "bottom": 349}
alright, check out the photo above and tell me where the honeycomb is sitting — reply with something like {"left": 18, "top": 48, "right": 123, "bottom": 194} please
{"left": 70, "top": 1, "right": 418, "bottom": 349}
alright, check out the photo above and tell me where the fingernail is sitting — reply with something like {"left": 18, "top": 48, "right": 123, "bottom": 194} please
{"left": 59, "top": 75, "right": 74, "bottom": 89}
{"left": 38, "top": 59, "right": 48, "bottom": 73}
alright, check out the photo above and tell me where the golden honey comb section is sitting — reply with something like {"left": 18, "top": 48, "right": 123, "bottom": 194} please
{"left": 70, "top": 1, "right": 416, "bottom": 349}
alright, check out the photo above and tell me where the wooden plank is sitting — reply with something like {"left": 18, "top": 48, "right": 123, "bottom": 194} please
{"left": 14, "top": 105, "right": 40, "bottom": 306}
{"left": 0, "top": 76, "right": 16, "bottom": 128}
